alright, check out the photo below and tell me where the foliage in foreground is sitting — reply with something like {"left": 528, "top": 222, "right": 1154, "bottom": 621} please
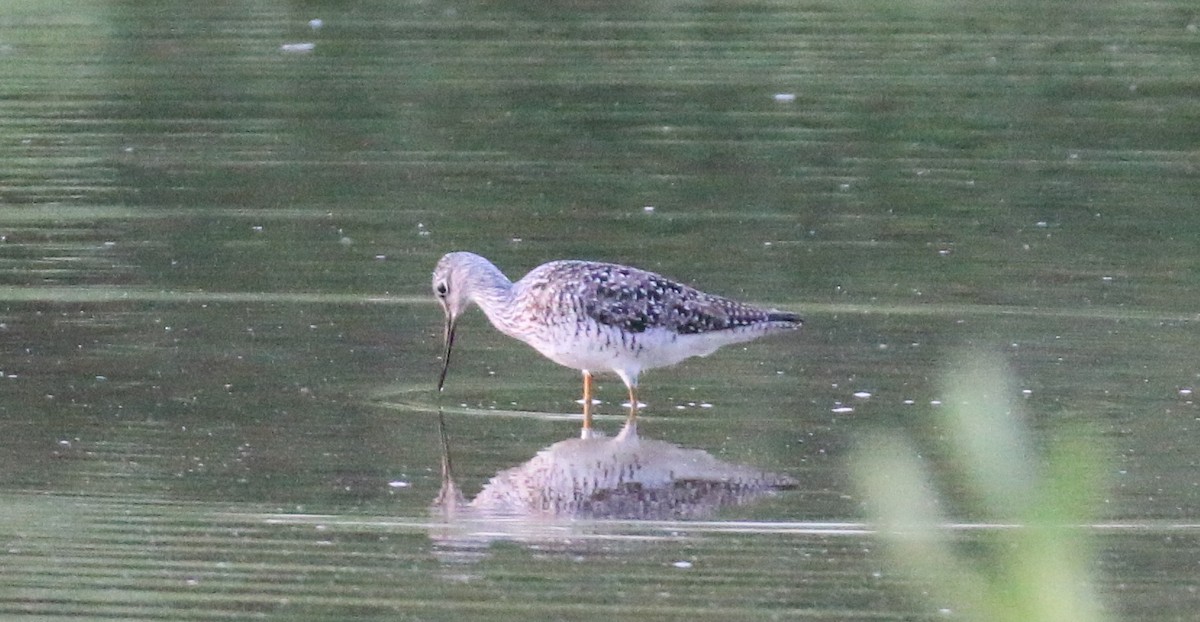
{"left": 853, "top": 350, "right": 1108, "bottom": 622}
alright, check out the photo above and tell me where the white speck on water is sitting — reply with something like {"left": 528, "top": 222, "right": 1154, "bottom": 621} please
{"left": 672, "top": 560, "right": 693, "bottom": 569}
{"left": 1180, "top": 388, "right": 1193, "bottom": 396}
{"left": 675, "top": 404, "right": 686, "bottom": 410}
{"left": 309, "top": 18, "right": 324, "bottom": 30}
{"left": 374, "top": 254, "right": 387, "bottom": 260}
{"left": 643, "top": 205, "right": 655, "bottom": 213}
{"left": 1035, "top": 220, "right": 1048, "bottom": 228}
{"left": 930, "top": 400, "right": 943, "bottom": 406}
{"left": 853, "top": 391, "right": 871, "bottom": 399}
{"left": 773, "top": 92, "right": 796, "bottom": 103}
{"left": 281, "top": 42, "right": 316, "bottom": 53}
{"left": 831, "top": 406, "right": 854, "bottom": 414}
{"left": 839, "top": 183, "right": 851, "bottom": 191}
{"left": 339, "top": 236, "right": 353, "bottom": 246}
{"left": 699, "top": 402, "right": 713, "bottom": 408}
{"left": 902, "top": 399, "right": 915, "bottom": 405}
{"left": 388, "top": 480, "right": 410, "bottom": 488}
{"left": 1022, "top": 389, "right": 1033, "bottom": 396}
{"left": 251, "top": 225, "right": 264, "bottom": 233}
{"left": 1101, "top": 275, "right": 1113, "bottom": 282}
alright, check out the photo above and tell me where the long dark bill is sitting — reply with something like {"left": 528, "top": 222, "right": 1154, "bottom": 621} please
{"left": 436, "top": 315, "right": 457, "bottom": 392}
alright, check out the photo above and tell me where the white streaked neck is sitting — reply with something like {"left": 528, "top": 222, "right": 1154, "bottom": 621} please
{"left": 458, "top": 254, "right": 520, "bottom": 335}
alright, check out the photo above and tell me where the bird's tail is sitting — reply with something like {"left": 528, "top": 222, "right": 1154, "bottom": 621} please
{"left": 767, "top": 311, "right": 803, "bottom": 326}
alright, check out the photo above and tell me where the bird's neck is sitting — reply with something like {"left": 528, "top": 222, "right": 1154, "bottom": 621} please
{"left": 466, "top": 261, "right": 519, "bottom": 334}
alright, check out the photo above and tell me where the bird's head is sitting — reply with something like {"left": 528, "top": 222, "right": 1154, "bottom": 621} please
{"left": 432, "top": 252, "right": 478, "bottom": 392}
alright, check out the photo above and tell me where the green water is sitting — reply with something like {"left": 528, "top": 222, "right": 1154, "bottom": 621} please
{"left": 2, "top": 1, "right": 1198, "bottom": 619}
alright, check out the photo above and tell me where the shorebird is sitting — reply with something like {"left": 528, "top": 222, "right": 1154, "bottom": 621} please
{"left": 433, "top": 251, "right": 801, "bottom": 437}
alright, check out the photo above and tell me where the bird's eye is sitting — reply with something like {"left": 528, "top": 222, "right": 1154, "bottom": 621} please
{"left": 435, "top": 282, "right": 448, "bottom": 297}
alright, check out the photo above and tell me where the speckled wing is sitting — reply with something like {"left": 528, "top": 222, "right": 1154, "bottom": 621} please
{"left": 565, "top": 262, "right": 799, "bottom": 335}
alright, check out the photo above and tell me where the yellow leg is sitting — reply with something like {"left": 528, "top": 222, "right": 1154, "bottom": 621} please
{"left": 625, "top": 384, "right": 639, "bottom": 424}
{"left": 616, "top": 383, "right": 640, "bottom": 441}
{"left": 581, "top": 371, "right": 594, "bottom": 437}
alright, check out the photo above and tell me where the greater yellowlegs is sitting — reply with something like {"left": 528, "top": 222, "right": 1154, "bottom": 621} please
{"left": 433, "top": 251, "right": 801, "bottom": 436}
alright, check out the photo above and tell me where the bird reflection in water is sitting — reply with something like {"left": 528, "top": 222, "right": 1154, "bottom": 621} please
{"left": 432, "top": 412, "right": 795, "bottom": 522}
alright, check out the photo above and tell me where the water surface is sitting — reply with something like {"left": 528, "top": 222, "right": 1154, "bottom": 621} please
{"left": 2, "top": 1, "right": 1198, "bottom": 620}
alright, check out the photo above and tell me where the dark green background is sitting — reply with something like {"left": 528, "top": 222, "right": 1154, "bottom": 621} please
{"left": 1, "top": 1, "right": 1197, "bottom": 619}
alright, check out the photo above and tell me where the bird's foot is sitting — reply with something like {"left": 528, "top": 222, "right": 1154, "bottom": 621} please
{"left": 615, "top": 419, "right": 638, "bottom": 442}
